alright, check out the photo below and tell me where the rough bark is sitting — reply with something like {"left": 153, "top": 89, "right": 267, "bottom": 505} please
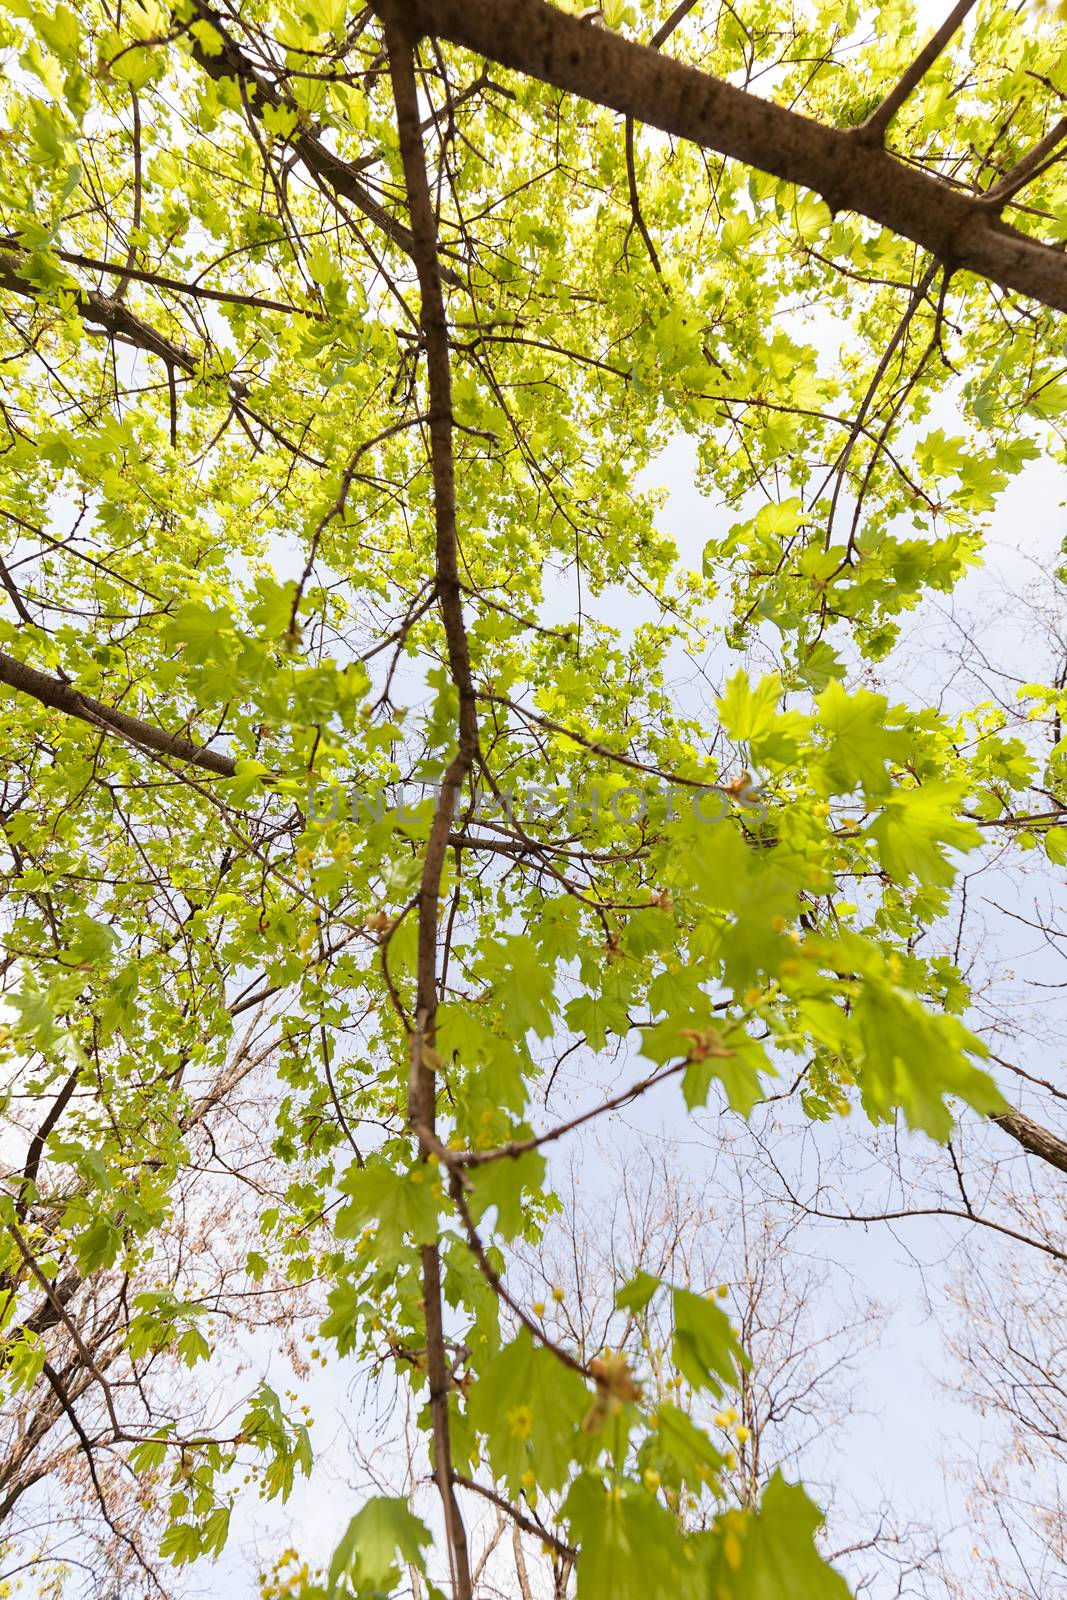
{"left": 992, "top": 1108, "right": 1067, "bottom": 1178}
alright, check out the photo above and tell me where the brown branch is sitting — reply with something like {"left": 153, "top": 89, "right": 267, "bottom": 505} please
{"left": 822, "top": 258, "right": 940, "bottom": 546}
{"left": 621, "top": 0, "right": 701, "bottom": 276}
{"left": 188, "top": 1, "right": 416, "bottom": 255}
{"left": 991, "top": 1108, "right": 1067, "bottom": 1178}
{"left": 383, "top": 16, "right": 480, "bottom": 1599}
{"left": 0, "top": 552, "right": 33, "bottom": 625}
{"left": 0, "top": 239, "right": 321, "bottom": 318}
{"left": 0, "top": 254, "right": 197, "bottom": 373}
{"left": 186, "top": 0, "right": 463, "bottom": 290}
{"left": 624, "top": 115, "right": 662, "bottom": 277}
{"left": 18, "top": 1065, "right": 81, "bottom": 1222}
{"left": 39, "top": 1360, "right": 160, "bottom": 1593}
{"left": 393, "top": 0, "right": 1067, "bottom": 312}
{"left": 0, "top": 648, "right": 237, "bottom": 778}
{"left": 451, "top": 1055, "right": 693, "bottom": 1167}
{"left": 4, "top": 1027, "right": 274, "bottom": 1351}
{"left": 987, "top": 1052, "right": 1067, "bottom": 1107}
{"left": 981, "top": 114, "right": 1067, "bottom": 210}
{"left": 453, "top": 1475, "right": 576, "bottom": 1560}
{"left": 0, "top": 253, "right": 322, "bottom": 465}
{"left": 650, "top": 0, "right": 701, "bottom": 49}
{"left": 288, "top": 413, "right": 431, "bottom": 636}
{"left": 479, "top": 690, "right": 740, "bottom": 794}
{"left": 775, "top": 1187, "right": 1067, "bottom": 1265}
{"left": 444, "top": 1167, "right": 591, "bottom": 1378}
{"left": 512, "top": 1522, "right": 536, "bottom": 1600}
{"left": 6, "top": 1223, "right": 121, "bottom": 1436}
{"left": 857, "top": 0, "right": 978, "bottom": 146}
{"left": 114, "top": 86, "right": 143, "bottom": 305}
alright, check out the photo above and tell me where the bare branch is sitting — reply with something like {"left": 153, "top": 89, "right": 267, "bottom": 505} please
{"left": 991, "top": 1108, "right": 1067, "bottom": 1178}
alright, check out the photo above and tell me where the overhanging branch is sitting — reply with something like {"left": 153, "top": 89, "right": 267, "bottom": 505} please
{"left": 388, "top": 0, "right": 1067, "bottom": 313}
{"left": 0, "top": 252, "right": 197, "bottom": 373}
{"left": 0, "top": 649, "right": 237, "bottom": 778}
{"left": 185, "top": 0, "right": 458, "bottom": 290}
{"left": 0, "top": 250, "right": 327, "bottom": 465}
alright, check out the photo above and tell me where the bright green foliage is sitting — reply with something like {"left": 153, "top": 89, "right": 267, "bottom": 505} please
{"left": 334, "top": 1152, "right": 442, "bottom": 1263}
{"left": 702, "top": 1474, "right": 853, "bottom": 1600}
{"left": 565, "top": 1473, "right": 704, "bottom": 1600}
{"left": 467, "top": 1330, "right": 593, "bottom": 1493}
{"left": 327, "top": 1498, "right": 432, "bottom": 1599}
{"left": 672, "top": 1289, "right": 745, "bottom": 1396}
{"left": 638, "top": 1402, "right": 727, "bottom": 1496}
{"left": 0, "top": 0, "right": 1064, "bottom": 1593}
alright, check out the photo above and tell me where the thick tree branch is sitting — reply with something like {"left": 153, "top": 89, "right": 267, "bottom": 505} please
{"left": 0, "top": 251, "right": 322, "bottom": 464}
{"left": 0, "top": 648, "right": 237, "bottom": 778}
{"left": 186, "top": 0, "right": 461, "bottom": 290}
{"left": 187, "top": 0, "right": 417, "bottom": 258}
{"left": 992, "top": 1108, "right": 1067, "bottom": 1178}
{"left": 394, "top": 0, "right": 1067, "bottom": 312}
{"left": 0, "top": 253, "right": 197, "bottom": 373}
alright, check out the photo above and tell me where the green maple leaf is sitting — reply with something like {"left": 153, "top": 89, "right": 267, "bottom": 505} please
{"left": 467, "top": 1329, "right": 591, "bottom": 1494}
{"left": 702, "top": 1473, "right": 852, "bottom": 1599}
{"left": 565, "top": 1473, "right": 703, "bottom": 1600}
{"left": 718, "top": 670, "right": 811, "bottom": 765}
{"left": 478, "top": 934, "right": 558, "bottom": 1038}
{"left": 867, "top": 782, "right": 979, "bottom": 885}
{"left": 333, "top": 1156, "right": 439, "bottom": 1265}
{"left": 327, "top": 1497, "right": 430, "bottom": 1597}
{"left": 614, "top": 1270, "right": 661, "bottom": 1314}
{"left": 465, "top": 1146, "right": 547, "bottom": 1241}
{"left": 852, "top": 978, "right": 1004, "bottom": 1139}
{"left": 814, "top": 682, "right": 910, "bottom": 797}
{"left": 1045, "top": 827, "right": 1067, "bottom": 865}
{"left": 671, "top": 1287, "right": 743, "bottom": 1395}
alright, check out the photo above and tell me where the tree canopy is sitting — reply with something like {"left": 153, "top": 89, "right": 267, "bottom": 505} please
{"left": 0, "top": 0, "right": 1065, "bottom": 1595}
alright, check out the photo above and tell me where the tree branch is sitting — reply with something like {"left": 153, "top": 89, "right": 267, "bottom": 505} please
{"left": 451, "top": 1055, "right": 693, "bottom": 1167}
{"left": 0, "top": 648, "right": 237, "bottom": 778}
{"left": 453, "top": 1475, "right": 576, "bottom": 1560}
{"left": 0, "top": 239, "right": 319, "bottom": 318}
{"left": 382, "top": 15, "right": 480, "bottom": 1598}
{"left": 394, "top": 0, "right": 1067, "bottom": 312}
{"left": 991, "top": 1108, "right": 1067, "bottom": 1179}
{"left": 622, "top": 0, "right": 701, "bottom": 275}
{"left": 0, "top": 252, "right": 322, "bottom": 464}
{"left": 0, "top": 253, "right": 197, "bottom": 373}
{"left": 186, "top": 0, "right": 463, "bottom": 289}
{"left": 981, "top": 114, "right": 1067, "bottom": 210}
{"left": 857, "top": 0, "right": 978, "bottom": 146}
